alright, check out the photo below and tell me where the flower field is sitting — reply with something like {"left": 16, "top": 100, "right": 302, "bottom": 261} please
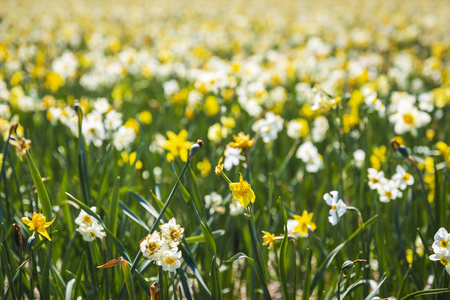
{"left": 0, "top": 0, "right": 449, "bottom": 299}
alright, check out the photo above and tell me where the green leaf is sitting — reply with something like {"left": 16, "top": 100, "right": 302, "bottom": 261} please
{"left": 364, "top": 274, "right": 387, "bottom": 300}
{"left": 130, "top": 192, "right": 160, "bottom": 219}
{"left": 200, "top": 219, "right": 216, "bottom": 256}
{"left": 66, "top": 193, "right": 131, "bottom": 262}
{"left": 1, "top": 244, "right": 17, "bottom": 300}
{"left": 73, "top": 252, "right": 86, "bottom": 299}
{"left": 400, "top": 288, "right": 450, "bottom": 300}
{"left": 310, "top": 214, "right": 379, "bottom": 292}
{"left": 185, "top": 230, "right": 225, "bottom": 244}
{"left": 41, "top": 243, "right": 52, "bottom": 300}
{"left": 211, "top": 256, "right": 222, "bottom": 300}
{"left": 119, "top": 201, "right": 150, "bottom": 231}
{"left": 26, "top": 150, "right": 52, "bottom": 218}
{"left": 109, "top": 176, "right": 121, "bottom": 235}
{"left": 278, "top": 200, "right": 289, "bottom": 300}
{"left": 171, "top": 161, "right": 191, "bottom": 203}
{"left": 225, "top": 252, "right": 272, "bottom": 300}
{"left": 122, "top": 261, "right": 136, "bottom": 300}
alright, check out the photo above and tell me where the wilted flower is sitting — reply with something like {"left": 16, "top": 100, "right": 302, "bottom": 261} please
{"left": 140, "top": 232, "right": 164, "bottom": 261}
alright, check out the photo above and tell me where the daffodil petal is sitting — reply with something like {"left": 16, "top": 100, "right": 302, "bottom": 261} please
{"left": 44, "top": 217, "right": 56, "bottom": 228}
{"left": 37, "top": 227, "right": 52, "bottom": 241}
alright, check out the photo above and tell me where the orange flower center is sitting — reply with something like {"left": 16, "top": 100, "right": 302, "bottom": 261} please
{"left": 402, "top": 173, "right": 411, "bottom": 181}
{"left": 236, "top": 181, "right": 251, "bottom": 196}
{"left": 440, "top": 240, "right": 449, "bottom": 248}
{"left": 331, "top": 205, "right": 337, "bottom": 210}
{"left": 164, "top": 257, "right": 175, "bottom": 265}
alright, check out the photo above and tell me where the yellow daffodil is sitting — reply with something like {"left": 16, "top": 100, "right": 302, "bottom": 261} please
{"left": 229, "top": 173, "right": 255, "bottom": 208}
{"left": 22, "top": 212, "right": 56, "bottom": 241}
{"left": 293, "top": 210, "right": 317, "bottom": 237}
{"left": 215, "top": 157, "right": 224, "bottom": 176}
{"left": 197, "top": 157, "right": 211, "bottom": 177}
{"left": 262, "top": 231, "right": 276, "bottom": 249}
{"left": 229, "top": 132, "right": 254, "bottom": 150}
{"left": 162, "top": 130, "right": 193, "bottom": 162}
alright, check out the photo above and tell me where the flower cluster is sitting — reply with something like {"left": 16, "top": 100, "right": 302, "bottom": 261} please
{"left": 296, "top": 141, "right": 323, "bottom": 173}
{"left": 367, "top": 165, "right": 414, "bottom": 203}
{"left": 75, "top": 207, "right": 106, "bottom": 242}
{"left": 430, "top": 228, "right": 450, "bottom": 275}
{"left": 140, "top": 218, "right": 184, "bottom": 272}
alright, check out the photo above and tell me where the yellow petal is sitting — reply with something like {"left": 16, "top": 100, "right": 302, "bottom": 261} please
{"left": 180, "top": 148, "right": 188, "bottom": 162}
{"left": 44, "top": 217, "right": 56, "bottom": 228}
{"left": 22, "top": 217, "right": 34, "bottom": 229}
{"left": 37, "top": 227, "right": 52, "bottom": 241}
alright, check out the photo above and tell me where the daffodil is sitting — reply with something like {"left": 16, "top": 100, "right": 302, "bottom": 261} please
{"left": 229, "top": 132, "right": 254, "bottom": 150}
{"left": 293, "top": 210, "right": 317, "bottom": 237}
{"left": 162, "top": 130, "right": 193, "bottom": 162}
{"left": 22, "top": 212, "right": 55, "bottom": 241}
{"left": 229, "top": 173, "right": 255, "bottom": 208}
{"left": 261, "top": 231, "right": 276, "bottom": 249}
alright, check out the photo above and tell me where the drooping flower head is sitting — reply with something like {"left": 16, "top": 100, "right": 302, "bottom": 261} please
{"left": 229, "top": 173, "right": 256, "bottom": 208}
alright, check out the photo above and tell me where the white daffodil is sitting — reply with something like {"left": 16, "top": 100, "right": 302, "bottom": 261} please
{"left": 389, "top": 103, "right": 431, "bottom": 136}
{"left": 159, "top": 218, "right": 185, "bottom": 247}
{"left": 204, "top": 192, "right": 224, "bottom": 214}
{"left": 140, "top": 232, "right": 164, "bottom": 261}
{"left": 367, "top": 168, "right": 385, "bottom": 190}
{"left": 429, "top": 252, "right": 450, "bottom": 275}
{"left": 323, "top": 191, "right": 347, "bottom": 226}
{"left": 353, "top": 149, "right": 366, "bottom": 168}
{"left": 75, "top": 207, "right": 106, "bottom": 242}
{"left": 392, "top": 165, "right": 414, "bottom": 190}
{"left": 223, "top": 145, "right": 243, "bottom": 170}
{"left": 432, "top": 228, "right": 450, "bottom": 256}
{"left": 251, "top": 112, "right": 283, "bottom": 143}
{"left": 159, "top": 248, "right": 182, "bottom": 272}
{"left": 377, "top": 180, "right": 402, "bottom": 203}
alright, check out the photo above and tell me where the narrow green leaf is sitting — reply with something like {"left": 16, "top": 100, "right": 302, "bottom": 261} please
{"left": 225, "top": 252, "right": 272, "bottom": 300}
{"left": 185, "top": 230, "right": 225, "bottom": 244}
{"left": 119, "top": 201, "right": 150, "bottom": 231}
{"left": 130, "top": 192, "right": 160, "bottom": 219}
{"left": 278, "top": 200, "right": 289, "bottom": 300}
{"left": 66, "top": 193, "right": 131, "bottom": 262}
{"left": 310, "top": 215, "right": 379, "bottom": 292}
{"left": 122, "top": 261, "right": 136, "bottom": 300}
{"left": 26, "top": 150, "right": 52, "bottom": 218}
{"left": 74, "top": 252, "right": 86, "bottom": 299}
{"left": 41, "top": 243, "right": 52, "bottom": 300}
{"left": 400, "top": 288, "right": 450, "bottom": 300}
{"left": 1, "top": 244, "right": 17, "bottom": 300}
{"left": 211, "top": 256, "right": 222, "bottom": 300}
{"left": 109, "top": 176, "right": 121, "bottom": 235}
{"left": 364, "top": 274, "right": 387, "bottom": 300}
{"left": 170, "top": 162, "right": 191, "bottom": 203}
